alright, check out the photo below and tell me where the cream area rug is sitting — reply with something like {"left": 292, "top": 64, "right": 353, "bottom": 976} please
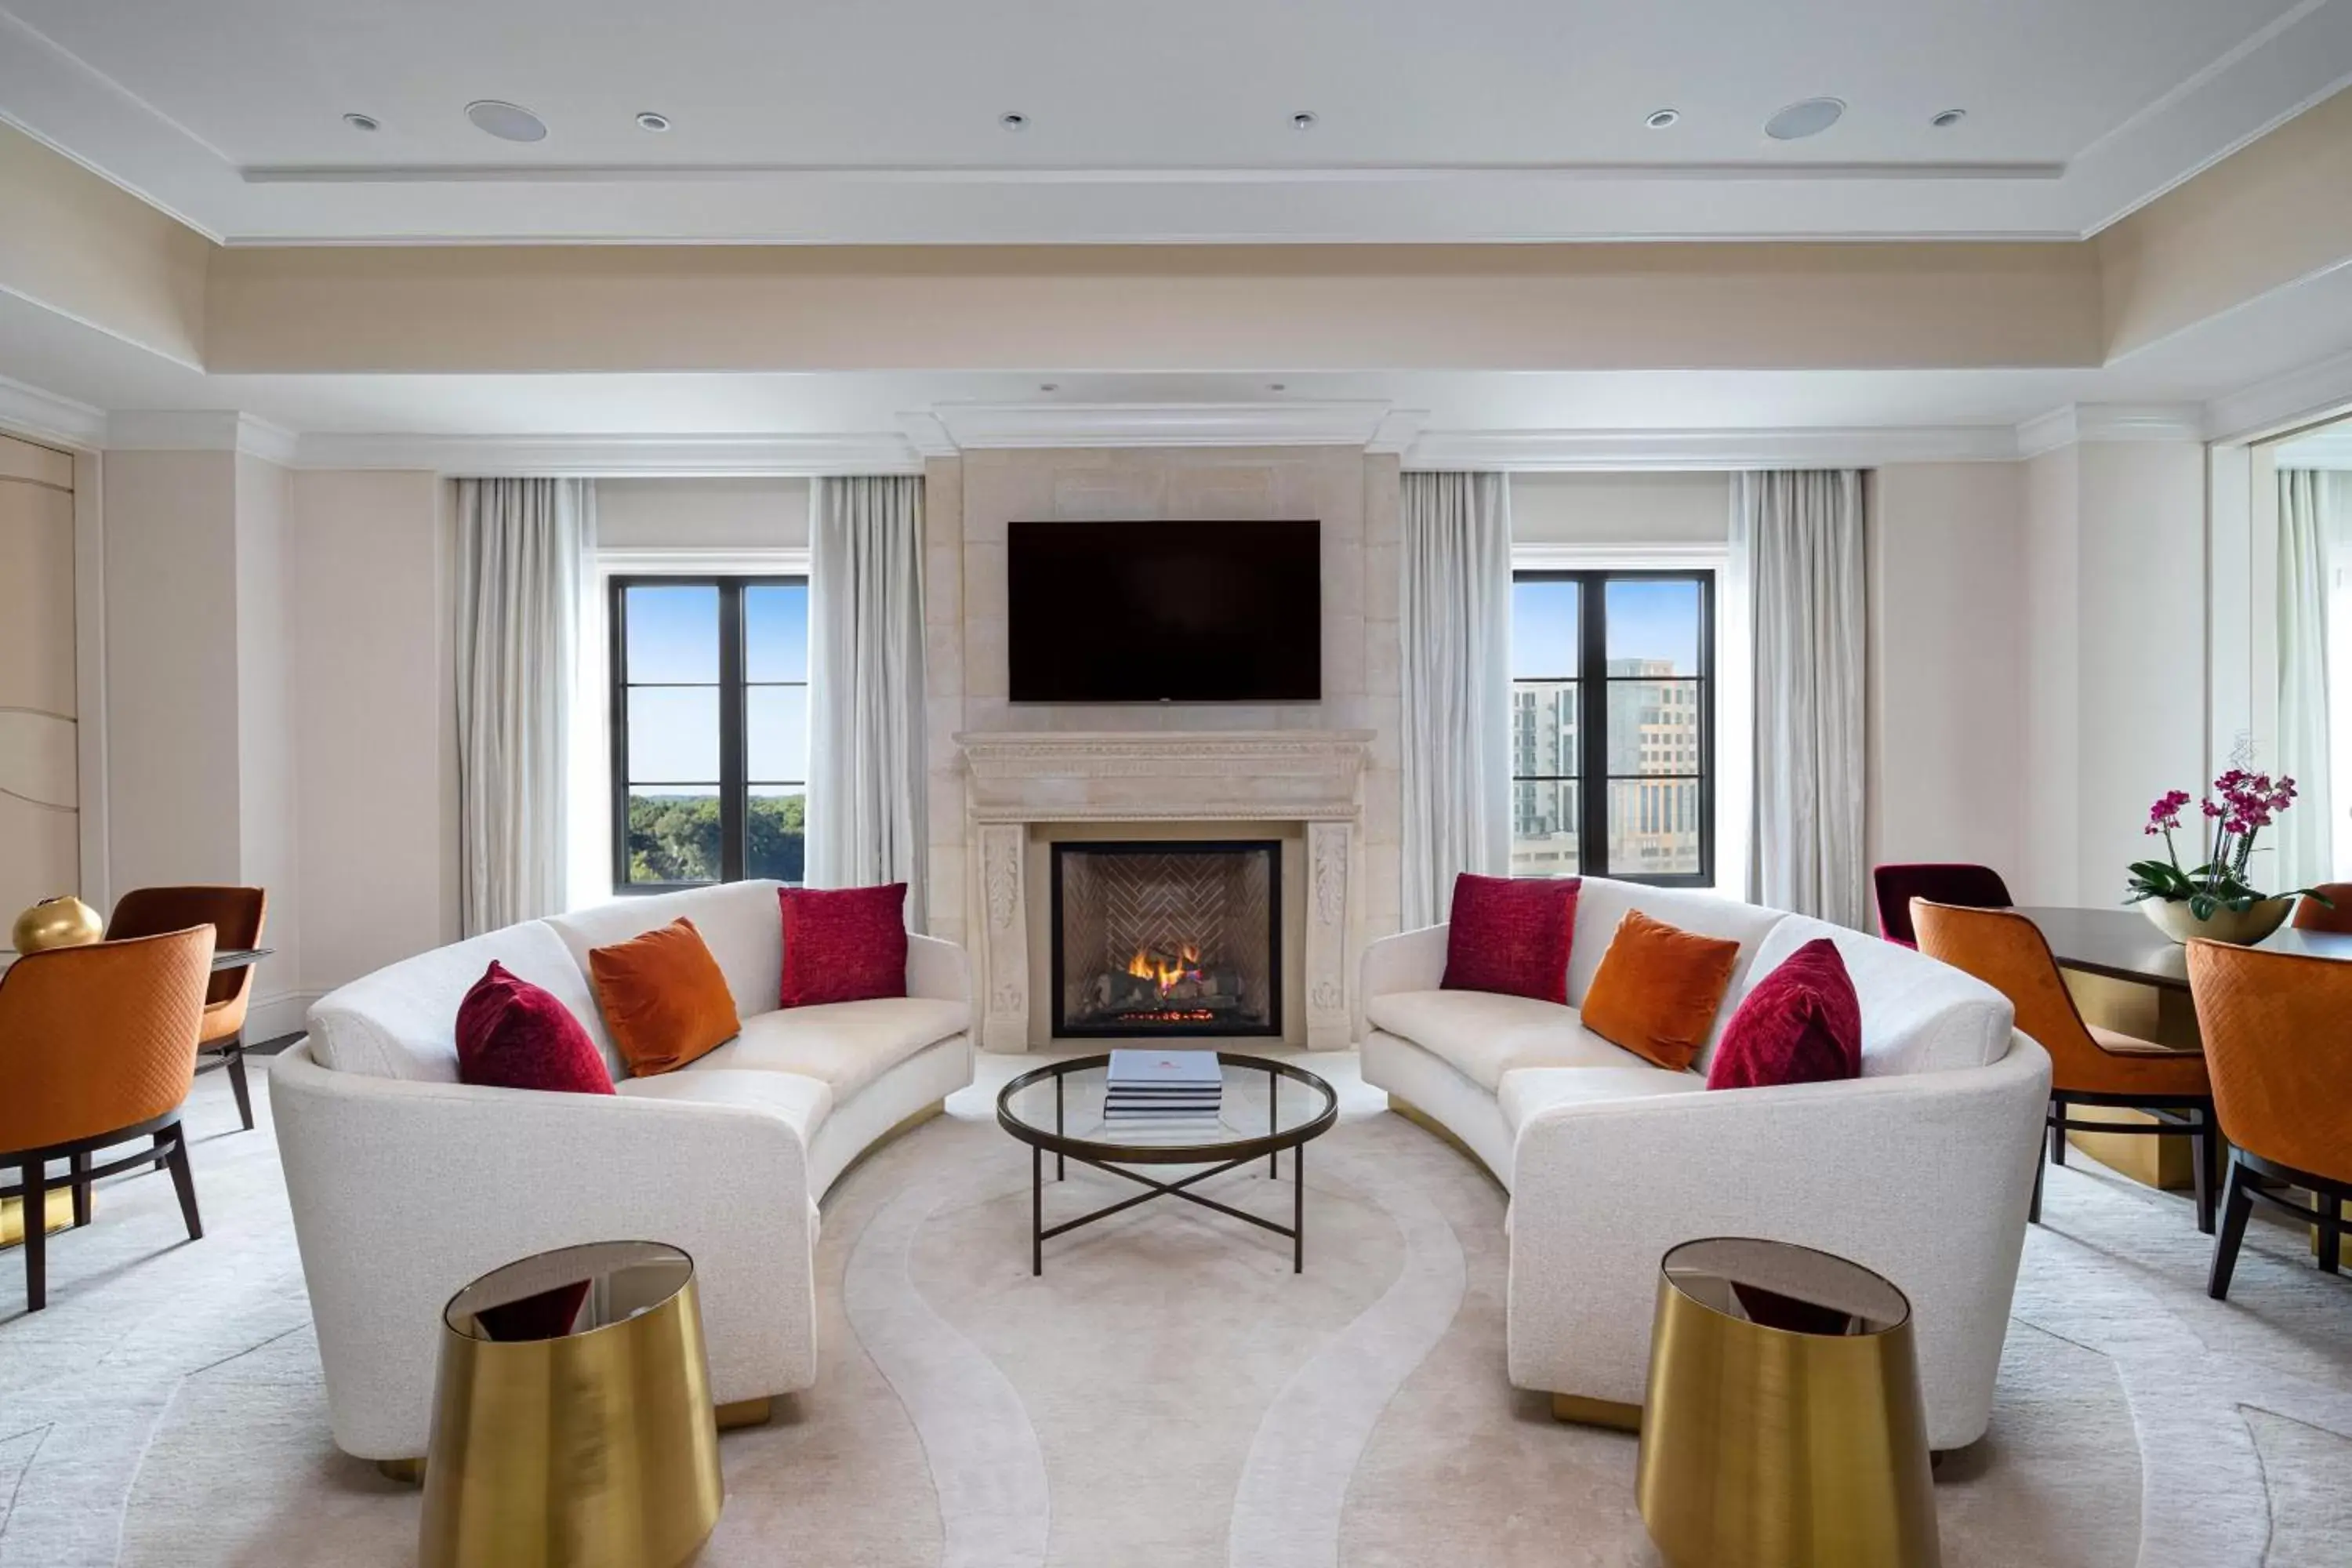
{"left": 2, "top": 1051, "right": 2349, "bottom": 1566}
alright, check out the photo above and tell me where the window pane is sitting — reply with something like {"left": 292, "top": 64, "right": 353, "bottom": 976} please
{"left": 1511, "top": 781, "right": 1580, "bottom": 877}
{"left": 628, "top": 687, "right": 720, "bottom": 782}
{"left": 624, "top": 584, "right": 720, "bottom": 683}
{"left": 1511, "top": 579, "right": 1580, "bottom": 678}
{"left": 626, "top": 787, "right": 720, "bottom": 884}
{"left": 748, "top": 787, "right": 806, "bottom": 884}
{"left": 747, "top": 686, "right": 809, "bottom": 783}
{"left": 1606, "top": 678, "right": 1704, "bottom": 775}
{"left": 744, "top": 585, "right": 809, "bottom": 683}
{"left": 1604, "top": 579, "right": 1702, "bottom": 676}
{"left": 1511, "top": 681, "right": 1578, "bottom": 778}
{"left": 1607, "top": 779, "right": 1702, "bottom": 877}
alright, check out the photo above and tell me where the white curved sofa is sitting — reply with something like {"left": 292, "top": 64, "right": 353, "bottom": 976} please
{"left": 1360, "top": 877, "right": 2052, "bottom": 1452}
{"left": 271, "top": 879, "right": 972, "bottom": 1461}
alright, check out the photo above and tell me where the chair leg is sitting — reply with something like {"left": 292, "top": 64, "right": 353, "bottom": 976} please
{"left": 21, "top": 1159, "right": 46, "bottom": 1312}
{"left": 223, "top": 1036, "right": 253, "bottom": 1132}
{"left": 2321, "top": 1189, "right": 2343, "bottom": 1276}
{"left": 2190, "top": 1108, "right": 2215, "bottom": 1236}
{"left": 160, "top": 1126, "right": 202, "bottom": 1242}
{"left": 68, "top": 1150, "right": 91, "bottom": 1228}
{"left": 2029, "top": 1138, "right": 2045, "bottom": 1225}
{"left": 2049, "top": 1097, "right": 2068, "bottom": 1167}
{"left": 2208, "top": 1157, "right": 2256, "bottom": 1301}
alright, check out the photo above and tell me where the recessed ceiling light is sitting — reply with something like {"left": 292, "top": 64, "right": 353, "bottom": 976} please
{"left": 1763, "top": 96, "right": 1845, "bottom": 141}
{"left": 1645, "top": 108, "right": 1680, "bottom": 129}
{"left": 635, "top": 111, "right": 671, "bottom": 132}
{"left": 1000, "top": 111, "right": 1029, "bottom": 132}
{"left": 1039, "top": 383, "right": 1058, "bottom": 393}
{"left": 1930, "top": 108, "right": 1967, "bottom": 129}
{"left": 1291, "top": 111, "right": 1317, "bottom": 132}
{"left": 343, "top": 112, "right": 379, "bottom": 132}
{"left": 1269, "top": 382, "right": 1288, "bottom": 392}
{"left": 466, "top": 100, "right": 548, "bottom": 143}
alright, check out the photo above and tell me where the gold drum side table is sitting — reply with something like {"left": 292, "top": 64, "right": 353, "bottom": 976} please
{"left": 1636, "top": 1236, "right": 1940, "bottom": 1568}
{"left": 419, "top": 1240, "right": 724, "bottom": 1568}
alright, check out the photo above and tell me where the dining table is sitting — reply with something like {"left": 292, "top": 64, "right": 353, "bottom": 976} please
{"left": 2010, "top": 906, "right": 2352, "bottom": 1191}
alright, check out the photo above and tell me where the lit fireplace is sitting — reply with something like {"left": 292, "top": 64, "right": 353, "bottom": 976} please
{"left": 1050, "top": 840, "right": 1280, "bottom": 1037}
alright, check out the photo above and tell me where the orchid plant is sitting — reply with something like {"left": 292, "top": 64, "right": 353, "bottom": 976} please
{"left": 2126, "top": 764, "right": 2330, "bottom": 919}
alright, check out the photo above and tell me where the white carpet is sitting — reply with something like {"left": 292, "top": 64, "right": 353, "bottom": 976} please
{"left": 2, "top": 1052, "right": 2348, "bottom": 1566}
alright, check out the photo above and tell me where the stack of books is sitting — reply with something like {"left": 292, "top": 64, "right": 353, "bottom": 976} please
{"left": 1103, "top": 1049, "right": 1224, "bottom": 1136}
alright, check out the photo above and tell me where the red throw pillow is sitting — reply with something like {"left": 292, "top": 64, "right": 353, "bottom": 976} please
{"left": 1440, "top": 873, "right": 1580, "bottom": 1004}
{"left": 456, "top": 961, "right": 615, "bottom": 1094}
{"left": 1707, "top": 938, "right": 1864, "bottom": 1091}
{"left": 779, "top": 884, "right": 909, "bottom": 1008}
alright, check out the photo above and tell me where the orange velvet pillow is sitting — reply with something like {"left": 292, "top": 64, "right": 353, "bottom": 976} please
{"left": 1579, "top": 909, "right": 1742, "bottom": 1073}
{"left": 586, "top": 917, "right": 740, "bottom": 1076}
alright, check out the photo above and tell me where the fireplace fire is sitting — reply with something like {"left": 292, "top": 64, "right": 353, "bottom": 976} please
{"left": 1050, "top": 840, "right": 1281, "bottom": 1038}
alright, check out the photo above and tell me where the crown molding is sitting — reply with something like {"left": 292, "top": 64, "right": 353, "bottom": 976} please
{"left": 896, "top": 412, "right": 959, "bottom": 459}
{"left": 2013, "top": 402, "right": 2206, "bottom": 458}
{"left": 2202, "top": 344, "right": 2352, "bottom": 444}
{"left": 0, "top": 373, "right": 107, "bottom": 452}
{"left": 292, "top": 431, "right": 921, "bottom": 476}
{"left": 104, "top": 410, "right": 299, "bottom": 464}
{"left": 927, "top": 401, "right": 1399, "bottom": 451}
{"left": 1403, "top": 424, "right": 2020, "bottom": 471}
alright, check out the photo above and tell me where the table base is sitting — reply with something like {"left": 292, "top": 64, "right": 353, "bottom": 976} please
{"left": 1031, "top": 1143, "right": 1305, "bottom": 1276}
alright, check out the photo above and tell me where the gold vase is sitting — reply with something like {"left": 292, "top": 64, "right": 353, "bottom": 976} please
{"left": 419, "top": 1241, "right": 724, "bottom": 1568}
{"left": 1637, "top": 1237, "right": 1940, "bottom": 1568}
{"left": 11, "top": 895, "right": 103, "bottom": 955}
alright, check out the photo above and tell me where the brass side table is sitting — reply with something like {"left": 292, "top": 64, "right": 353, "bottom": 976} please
{"left": 420, "top": 1240, "right": 724, "bottom": 1568}
{"left": 1636, "top": 1236, "right": 1940, "bottom": 1568}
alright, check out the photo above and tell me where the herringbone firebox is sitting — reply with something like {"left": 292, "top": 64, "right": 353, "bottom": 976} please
{"left": 1048, "top": 840, "right": 1282, "bottom": 1039}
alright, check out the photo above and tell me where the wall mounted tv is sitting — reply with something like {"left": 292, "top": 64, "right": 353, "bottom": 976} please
{"left": 1007, "top": 519, "right": 1322, "bottom": 702}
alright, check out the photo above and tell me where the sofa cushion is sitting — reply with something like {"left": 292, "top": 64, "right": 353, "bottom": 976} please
{"left": 615, "top": 1066, "right": 833, "bottom": 1149}
{"left": 1578, "top": 909, "right": 1744, "bottom": 1073}
{"left": 1497, "top": 1064, "right": 1705, "bottom": 1137}
{"left": 1365, "top": 989, "right": 1635, "bottom": 1091}
{"left": 588, "top": 917, "right": 742, "bottom": 1076}
{"left": 547, "top": 880, "right": 786, "bottom": 1034}
{"left": 1744, "top": 915, "right": 2013, "bottom": 1076}
{"left": 1707, "top": 937, "right": 1863, "bottom": 1091}
{"left": 1442, "top": 873, "right": 1580, "bottom": 1004}
{"left": 307, "top": 922, "right": 596, "bottom": 1083}
{"left": 1566, "top": 880, "right": 1786, "bottom": 1054}
{"left": 686, "top": 996, "right": 968, "bottom": 1101}
{"left": 456, "top": 961, "right": 616, "bottom": 1095}
{"left": 779, "top": 884, "right": 909, "bottom": 1008}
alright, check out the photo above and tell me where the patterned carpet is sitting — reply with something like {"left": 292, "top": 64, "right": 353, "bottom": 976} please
{"left": 2, "top": 1052, "right": 2347, "bottom": 1566}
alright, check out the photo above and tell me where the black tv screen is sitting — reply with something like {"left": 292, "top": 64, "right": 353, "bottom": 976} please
{"left": 1007, "top": 520, "right": 1322, "bottom": 702}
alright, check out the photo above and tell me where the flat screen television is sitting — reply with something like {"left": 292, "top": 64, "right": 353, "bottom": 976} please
{"left": 1007, "top": 519, "right": 1321, "bottom": 702}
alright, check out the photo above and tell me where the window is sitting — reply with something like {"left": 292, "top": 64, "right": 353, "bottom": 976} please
{"left": 610, "top": 575, "right": 808, "bottom": 890}
{"left": 1509, "top": 571, "right": 1713, "bottom": 885}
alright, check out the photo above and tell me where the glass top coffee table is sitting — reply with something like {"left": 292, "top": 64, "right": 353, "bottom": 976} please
{"left": 996, "top": 1052, "right": 1338, "bottom": 1276}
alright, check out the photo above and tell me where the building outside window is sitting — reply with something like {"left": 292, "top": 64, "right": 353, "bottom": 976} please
{"left": 1509, "top": 572, "right": 1713, "bottom": 885}
{"left": 608, "top": 575, "right": 809, "bottom": 889}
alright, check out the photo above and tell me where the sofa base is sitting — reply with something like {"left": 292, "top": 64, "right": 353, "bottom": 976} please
{"left": 1386, "top": 1094, "right": 1506, "bottom": 1191}
{"left": 822, "top": 1098, "right": 946, "bottom": 1194}
{"left": 1550, "top": 1392, "right": 1643, "bottom": 1432}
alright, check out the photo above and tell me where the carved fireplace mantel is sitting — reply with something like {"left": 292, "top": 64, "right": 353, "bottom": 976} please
{"left": 954, "top": 731, "right": 1373, "bottom": 1051}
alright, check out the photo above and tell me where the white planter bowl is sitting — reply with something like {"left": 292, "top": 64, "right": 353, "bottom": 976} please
{"left": 2140, "top": 896, "right": 2293, "bottom": 946}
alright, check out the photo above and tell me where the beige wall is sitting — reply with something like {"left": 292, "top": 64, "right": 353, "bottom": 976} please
{"left": 1866, "top": 463, "right": 2028, "bottom": 885}
{"left": 234, "top": 452, "right": 302, "bottom": 1018}
{"left": 1509, "top": 472, "right": 1730, "bottom": 545}
{"left": 597, "top": 477, "right": 811, "bottom": 550}
{"left": 926, "top": 448, "right": 1404, "bottom": 967}
{"left": 0, "top": 433, "right": 78, "bottom": 932}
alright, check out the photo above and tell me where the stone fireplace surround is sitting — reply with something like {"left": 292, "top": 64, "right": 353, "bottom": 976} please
{"left": 957, "top": 731, "right": 1373, "bottom": 1051}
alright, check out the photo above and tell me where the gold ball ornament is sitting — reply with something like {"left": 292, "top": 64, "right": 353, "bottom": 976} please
{"left": 12, "top": 895, "right": 103, "bottom": 954}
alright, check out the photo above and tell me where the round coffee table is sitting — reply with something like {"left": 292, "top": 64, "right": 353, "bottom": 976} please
{"left": 996, "top": 1052, "right": 1338, "bottom": 1275}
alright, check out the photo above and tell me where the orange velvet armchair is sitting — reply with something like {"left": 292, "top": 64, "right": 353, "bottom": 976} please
{"left": 2291, "top": 882, "right": 2352, "bottom": 935}
{"left": 2186, "top": 938, "right": 2352, "bottom": 1299}
{"left": 1913, "top": 900, "right": 2220, "bottom": 1233}
{"left": 1, "top": 926, "right": 214, "bottom": 1312}
{"left": 107, "top": 886, "right": 267, "bottom": 1131}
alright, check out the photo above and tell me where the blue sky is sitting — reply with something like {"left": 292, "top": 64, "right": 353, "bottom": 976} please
{"left": 625, "top": 583, "right": 809, "bottom": 789}
{"left": 1512, "top": 579, "right": 1703, "bottom": 678}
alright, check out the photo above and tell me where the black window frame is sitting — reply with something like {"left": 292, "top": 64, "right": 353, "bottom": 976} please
{"left": 1510, "top": 568, "right": 1715, "bottom": 887}
{"left": 608, "top": 573, "right": 809, "bottom": 893}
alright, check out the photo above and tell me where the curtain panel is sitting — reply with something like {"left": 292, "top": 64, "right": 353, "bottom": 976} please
{"left": 807, "top": 475, "right": 929, "bottom": 930}
{"left": 2277, "top": 469, "right": 2336, "bottom": 887}
{"left": 1733, "top": 470, "right": 1867, "bottom": 927}
{"left": 1400, "top": 471, "right": 1512, "bottom": 929}
{"left": 454, "top": 477, "right": 597, "bottom": 935}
